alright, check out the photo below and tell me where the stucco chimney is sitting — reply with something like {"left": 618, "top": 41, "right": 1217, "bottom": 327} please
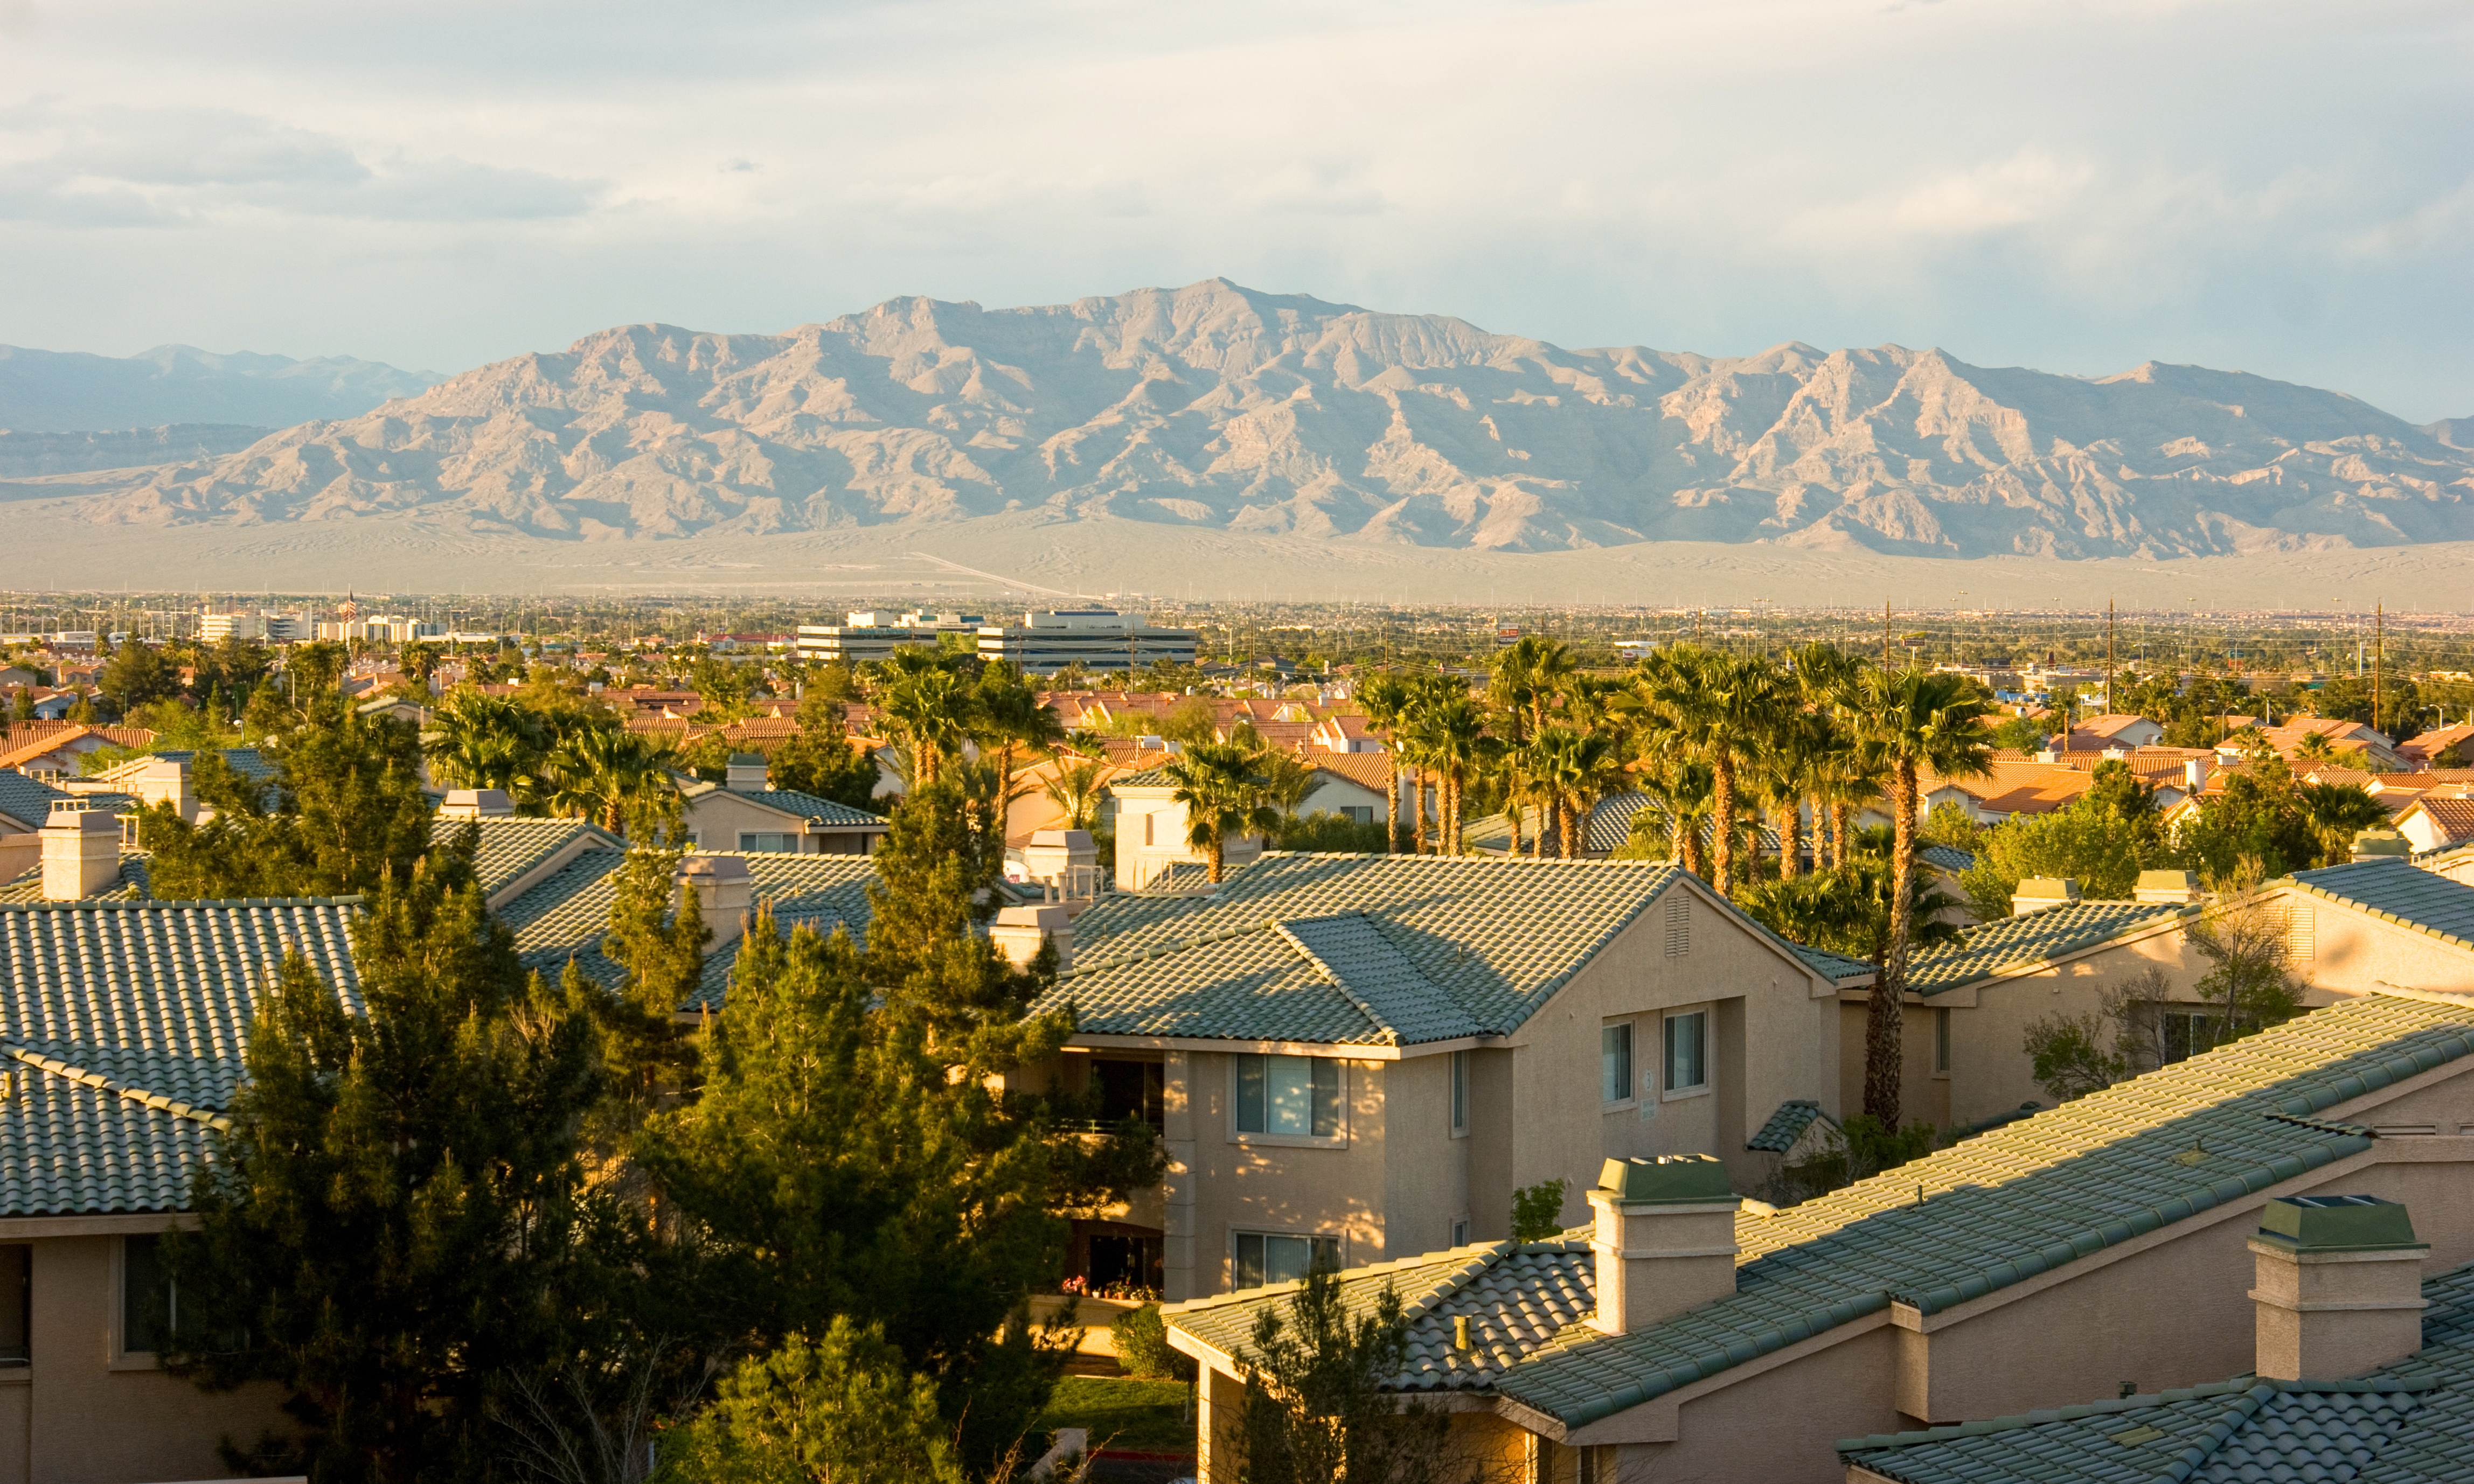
{"left": 439, "top": 788, "right": 514, "bottom": 819}
{"left": 2011, "top": 877, "right": 2082, "bottom": 916}
{"left": 677, "top": 854, "right": 753, "bottom": 948}
{"left": 1586, "top": 1155, "right": 1740, "bottom": 1337}
{"left": 2185, "top": 758, "right": 2207, "bottom": 792}
{"left": 2134, "top": 870, "right": 2203, "bottom": 905}
{"left": 41, "top": 803, "right": 121, "bottom": 901}
{"left": 2351, "top": 829, "right": 2413, "bottom": 864}
{"left": 129, "top": 756, "right": 197, "bottom": 823}
{"left": 1021, "top": 829, "right": 1101, "bottom": 910}
{"left": 989, "top": 903, "right": 1073, "bottom": 973}
{"left": 725, "top": 754, "right": 770, "bottom": 793}
{"left": 2251, "top": 1195, "right": 2427, "bottom": 1381}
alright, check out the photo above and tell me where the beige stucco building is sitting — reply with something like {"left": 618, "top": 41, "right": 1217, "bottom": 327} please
{"left": 1168, "top": 989, "right": 2474, "bottom": 1484}
{"left": 1010, "top": 853, "right": 1870, "bottom": 1302}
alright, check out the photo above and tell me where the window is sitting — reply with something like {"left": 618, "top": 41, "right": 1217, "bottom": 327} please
{"left": 0, "top": 1246, "right": 24, "bottom": 1366}
{"left": 1449, "top": 1050, "right": 1469, "bottom": 1134}
{"left": 1234, "top": 1231, "right": 1340, "bottom": 1288}
{"left": 1235, "top": 1055, "right": 1342, "bottom": 1139}
{"left": 123, "top": 1234, "right": 175, "bottom": 1355}
{"left": 1451, "top": 1217, "right": 1471, "bottom": 1246}
{"left": 1601, "top": 1023, "right": 1634, "bottom": 1104}
{"left": 1664, "top": 1011, "right": 1707, "bottom": 1094}
{"left": 1340, "top": 806, "right": 1375, "bottom": 825}
{"left": 1577, "top": 1443, "right": 1614, "bottom": 1484}
{"left": 738, "top": 832, "right": 798, "bottom": 853}
{"left": 1934, "top": 1007, "right": 1951, "bottom": 1074}
{"left": 2163, "top": 1012, "right": 2220, "bottom": 1064}
{"left": 1093, "top": 1058, "right": 1164, "bottom": 1132}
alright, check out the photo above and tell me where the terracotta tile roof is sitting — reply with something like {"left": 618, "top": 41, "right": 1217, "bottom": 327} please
{"left": 1304, "top": 750, "right": 1398, "bottom": 792}
{"left": 2403, "top": 797, "right": 2474, "bottom": 848}
{"left": 2402, "top": 722, "right": 2474, "bottom": 764}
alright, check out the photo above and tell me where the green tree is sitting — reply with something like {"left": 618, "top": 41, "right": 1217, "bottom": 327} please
{"left": 1164, "top": 742, "right": 1281, "bottom": 883}
{"left": 1634, "top": 646, "right": 1789, "bottom": 895}
{"left": 163, "top": 852, "right": 610, "bottom": 1483}
{"left": 1851, "top": 670, "right": 1995, "bottom": 1125}
{"left": 871, "top": 651, "right": 979, "bottom": 790}
{"left": 673, "top": 1320, "right": 967, "bottom": 1484}
{"left": 1236, "top": 1268, "right": 1455, "bottom": 1484}
{"left": 1988, "top": 713, "right": 2049, "bottom": 753}
{"left": 1958, "top": 807, "right": 2146, "bottom": 921}
{"left": 1508, "top": 1179, "right": 1570, "bottom": 1243}
{"left": 423, "top": 685, "right": 548, "bottom": 802}
{"left": 100, "top": 639, "right": 179, "bottom": 712}
{"left": 770, "top": 692, "right": 884, "bottom": 811}
{"left": 543, "top": 723, "right": 679, "bottom": 838}
{"left": 972, "top": 665, "right": 1067, "bottom": 791}
{"left": 2178, "top": 757, "right": 2323, "bottom": 880}
{"left": 142, "top": 702, "right": 436, "bottom": 900}
{"left": 286, "top": 641, "right": 349, "bottom": 705}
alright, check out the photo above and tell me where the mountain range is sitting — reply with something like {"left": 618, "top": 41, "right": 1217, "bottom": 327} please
{"left": 0, "top": 344, "right": 440, "bottom": 434}
{"left": 13, "top": 280, "right": 2473, "bottom": 562}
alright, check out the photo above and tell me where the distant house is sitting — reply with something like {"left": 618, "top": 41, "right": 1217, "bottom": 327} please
{"left": 0, "top": 723, "right": 156, "bottom": 779}
{"left": 2401, "top": 721, "right": 2474, "bottom": 769}
{"left": 2397, "top": 796, "right": 2474, "bottom": 855}
{"left": 2061, "top": 712, "right": 2165, "bottom": 750}
{"left": 676, "top": 757, "right": 890, "bottom": 856}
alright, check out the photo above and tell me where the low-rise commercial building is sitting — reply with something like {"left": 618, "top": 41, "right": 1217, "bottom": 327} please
{"left": 977, "top": 610, "right": 1198, "bottom": 674}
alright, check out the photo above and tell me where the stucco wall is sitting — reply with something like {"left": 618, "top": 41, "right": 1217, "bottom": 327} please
{"left": 684, "top": 791, "right": 875, "bottom": 853}
{"left": 1647, "top": 1322, "right": 1900, "bottom": 1484}
{"left": 14, "top": 1234, "right": 292, "bottom": 1484}
{"left": 2269, "top": 887, "right": 2474, "bottom": 996}
{"left": 1180, "top": 1050, "right": 1393, "bottom": 1294}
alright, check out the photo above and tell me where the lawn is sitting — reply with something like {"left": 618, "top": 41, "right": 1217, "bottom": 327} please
{"left": 1040, "top": 1375, "right": 1197, "bottom": 1455}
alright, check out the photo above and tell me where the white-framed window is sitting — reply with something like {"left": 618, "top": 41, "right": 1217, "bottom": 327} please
{"left": 1663, "top": 1011, "right": 1707, "bottom": 1096}
{"left": 1601, "top": 1022, "right": 1634, "bottom": 1104}
{"left": 738, "top": 831, "right": 798, "bottom": 853}
{"left": 0, "top": 1245, "right": 24, "bottom": 1368}
{"left": 1451, "top": 1217, "right": 1471, "bottom": 1247}
{"left": 1233, "top": 1231, "right": 1341, "bottom": 1288}
{"left": 1235, "top": 1054, "right": 1343, "bottom": 1140}
{"left": 1449, "top": 1050, "right": 1469, "bottom": 1134}
{"left": 1934, "top": 1007, "right": 1951, "bottom": 1075}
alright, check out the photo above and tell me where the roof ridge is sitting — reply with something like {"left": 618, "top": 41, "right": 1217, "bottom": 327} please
{"left": 1274, "top": 915, "right": 1405, "bottom": 1045}
{"left": 1838, "top": 1377, "right": 2268, "bottom": 1452}
{"left": 3, "top": 1044, "right": 233, "bottom": 1132}
{"left": 0, "top": 893, "right": 366, "bottom": 912}
{"left": 1160, "top": 1242, "right": 1510, "bottom": 1319}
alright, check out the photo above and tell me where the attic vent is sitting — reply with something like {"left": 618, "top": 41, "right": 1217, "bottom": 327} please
{"left": 2284, "top": 905, "right": 2315, "bottom": 963}
{"left": 1664, "top": 895, "right": 1690, "bottom": 959}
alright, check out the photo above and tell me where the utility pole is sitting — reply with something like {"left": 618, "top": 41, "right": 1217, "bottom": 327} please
{"left": 2375, "top": 602, "right": 2385, "bottom": 739}
{"left": 1883, "top": 600, "right": 1892, "bottom": 671}
{"left": 2106, "top": 598, "right": 2116, "bottom": 715}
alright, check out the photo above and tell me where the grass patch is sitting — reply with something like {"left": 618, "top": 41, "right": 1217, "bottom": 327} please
{"left": 1041, "top": 1375, "right": 1195, "bottom": 1455}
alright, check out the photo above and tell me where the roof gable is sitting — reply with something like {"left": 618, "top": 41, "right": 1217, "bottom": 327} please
{"left": 1907, "top": 901, "right": 2191, "bottom": 995}
{"left": 2284, "top": 859, "right": 2474, "bottom": 956}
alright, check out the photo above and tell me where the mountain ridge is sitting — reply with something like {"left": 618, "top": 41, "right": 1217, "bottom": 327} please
{"left": 0, "top": 344, "right": 442, "bottom": 434}
{"left": 31, "top": 279, "right": 2473, "bottom": 560}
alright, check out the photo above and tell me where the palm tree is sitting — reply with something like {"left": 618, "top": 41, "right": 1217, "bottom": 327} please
{"left": 1633, "top": 756, "right": 1716, "bottom": 875}
{"left": 1356, "top": 675, "right": 1413, "bottom": 854}
{"left": 973, "top": 666, "right": 1066, "bottom": 793}
{"left": 875, "top": 662, "right": 978, "bottom": 790}
{"left": 1040, "top": 756, "right": 1108, "bottom": 832}
{"left": 1634, "top": 647, "right": 1787, "bottom": 895}
{"left": 543, "top": 724, "right": 678, "bottom": 837}
{"left": 1752, "top": 710, "right": 1827, "bottom": 882}
{"left": 1489, "top": 635, "right": 1576, "bottom": 744}
{"left": 1416, "top": 694, "right": 1490, "bottom": 855}
{"left": 1528, "top": 726, "right": 1625, "bottom": 860}
{"left": 1851, "top": 667, "right": 1996, "bottom": 1125}
{"left": 1163, "top": 742, "right": 1280, "bottom": 883}
{"left": 424, "top": 685, "right": 546, "bottom": 801}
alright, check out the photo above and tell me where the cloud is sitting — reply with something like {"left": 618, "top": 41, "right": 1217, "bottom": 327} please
{"left": 0, "top": 104, "right": 600, "bottom": 225}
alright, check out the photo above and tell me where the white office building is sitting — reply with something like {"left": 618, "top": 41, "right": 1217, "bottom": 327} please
{"left": 975, "top": 610, "right": 1198, "bottom": 674}
{"left": 794, "top": 611, "right": 984, "bottom": 666}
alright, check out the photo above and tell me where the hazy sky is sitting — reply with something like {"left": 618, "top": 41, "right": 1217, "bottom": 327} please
{"left": 3, "top": 0, "right": 2469, "bottom": 420}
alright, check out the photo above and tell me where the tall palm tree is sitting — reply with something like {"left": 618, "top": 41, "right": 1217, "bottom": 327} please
{"left": 424, "top": 685, "right": 546, "bottom": 801}
{"left": 543, "top": 724, "right": 678, "bottom": 837}
{"left": 1162, "top": 742, "right": 1280, "bottom": 883}
{"left": 1040, "top": 756, "right": 1109, "bottom": 832}
{"left": 875, "top": 663, "right": 978, "bottom": 790}
{"left": 1634, "top": 647, "right": 1787, "bottom": 895}
{"left": 1356, "top": 675, "right": 1413, "bottom": 854}
{"left": 1851, "top": 667, "right": 1996, "bottom": 1125}
{"left": 1489, "top": 635, "right": 1576, "bottom": 744}
{"left": 1752, "top": 710, "right": 1827, "bottom": 882}
{"left": 1528, "top": 726, "right": 1625, "bottom": 860}
{"left": 1417, "top": 694, "right": 1490, "bottom": 855}
{"left": 972, "top": 666, "right": 1066, "bottom": 793}
{"left": 1790, "top": 642, "right": 1868, "bottom": 867}
{"left": 1634, "top": 756, "right": 1715, "bottom": 876}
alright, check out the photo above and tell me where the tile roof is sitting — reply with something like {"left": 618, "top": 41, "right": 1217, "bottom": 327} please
{"left": 429, "top": 815, "right": 622, "bottom": 901}
{"left": 0, "top": 770, "right": 72, "bottom": 828}
{"left": 1748, "top": 1099, "right": 1835, "bottom": 1154}
{"left": 497, "top": 850, "right": 879, "bottom": 1011}
{"left": 1842, "top": 1258, "right": 2474, "bottom": 1484}
{"left": 0, "top": 896, "right": 363, "bottom": 1216}
{"left": 1919, "top": 844, "right": 1977, "bottom": 876}
{"left": 2403, "top": 797, "right": 2474, "bottom": 848}
{"left": 0, "top": 850, "right": 151, "bottom": 903}
{"left": 1173, "top": 993, "right": 2474, "bottom": 1429}
{"left": 143, "top": 748, "right": 276, "bottom": 785}
{"left": 678, "top": 781, "right": 888, "bottom": 828}
{"left": 1043, "top": 854, "right": 1699, "bottom": 1048}
{"left": 1303, "top": 750, "right": 1398, "bottom": 793}
{"left": 2284, "top": 859, "right": 2474, "bottom": 958}
{"left": 1906, "top": 901, "right": 2191, "bottom": 997}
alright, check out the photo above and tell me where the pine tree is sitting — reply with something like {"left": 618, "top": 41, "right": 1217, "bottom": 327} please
{"left": 162, "top": 856, "right": 610, "bottom": 1482}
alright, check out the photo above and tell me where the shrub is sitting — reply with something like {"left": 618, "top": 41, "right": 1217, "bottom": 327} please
{"left": 1111, "top": 1303, "right": 1196, "bottom": 1381}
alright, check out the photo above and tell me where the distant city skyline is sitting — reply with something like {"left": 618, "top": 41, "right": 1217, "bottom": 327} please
{"left": 1, "top": 0, "right": 2467, "bottom": 422}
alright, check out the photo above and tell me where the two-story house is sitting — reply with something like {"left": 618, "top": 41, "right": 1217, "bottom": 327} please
{"left": 1012, "top": 853, "right": 1871, "bottom": 1302}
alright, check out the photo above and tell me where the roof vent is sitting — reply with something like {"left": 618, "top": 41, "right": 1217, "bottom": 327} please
{"left": 677, "top": 854, "right": 753, "bottom": 949}
{"left": 439, "top": 788, "right": 514, "bottom": 819}
{"left": 2133, "top": 870, "right": 2202, "bottom": 905}
{"left": 2011, "top": 877, "right": 2082, "bottom": 917}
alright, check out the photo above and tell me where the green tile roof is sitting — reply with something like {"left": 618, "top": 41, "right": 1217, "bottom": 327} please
{"left": 429, "top": 814, "right": 622, "bottom": 901}
{"left": 2287, "top": 859, "right": 2474, "bottom": 958}
{"left": 0, "top": 896, "right": 363, "bottom": 1216}
{"left": 1841, "top": 1258, "right": 2474, "bottom": 1483}
{"left": 0, "top": 850, "right": 151, "bottom": 903}
{"left": 1169, "top": 993, "right": 2474, "bottom": 1429}
{"left": 679, "top": 783, "right": 888, "bottom": 829}
{"left": 1919, "top": 844, "right": 1976, "bottom": 875}
{"left": 1747, "top": 1099, "right": 1834, "bottom": 1154}
{"left": 1906, "top": 901, "right": 2192, "bottom": 997}
{"left": 498, "top": 851, "right": 879, "bottom": 1012}
{"left": 152, "top": 748, "right": 275, "bottom": 785}
{"left": 0, "top": 771, "right": 71, "bottom": 829}
{"left": 1044, "top": 854, "right": 1700, "bottom": 1048}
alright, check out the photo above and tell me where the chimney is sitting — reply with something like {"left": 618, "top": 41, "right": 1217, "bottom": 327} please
{"left": 676, "top": 854, "right": 753, "bottom": 949}
{"left": 1022, "top": 828, "right": 1101, "bottom": 911}
{"left": 2011, "top": 877, "right": 2082, "bottom": 916}
{"left": 989, "top": 903, "right": 1073, "bottom": 973}
{"left": 1586, "top": 1155, "right": 1739, "bottom": 1336}
{"left": 2185, "top": 758, "right": 2207, "bottom": 792}
{"left": 2351, "top": 829, "right": 2413, "bottom": 864}
{"left": 439, "top": 788, "right": 515, "bottom": 820}
{"left": 130, "top": 756, "right": 196, "bottom": 823}
{"left": 2250, "top": 1195, "right": 2427, "bottom": 1381}
{"left": 2134, "top": 870, "right": 2203, "bottom": 905}
{"left": 725, "top": 754, "right": 770, "bottom": 793}
{"left": 40, "top": 803, "right": 120, "bottom": 901}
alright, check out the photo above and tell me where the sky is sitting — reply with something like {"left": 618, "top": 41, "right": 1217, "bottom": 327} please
{"left": 2, "top": 0, "right": 2469, "bottom": 422}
